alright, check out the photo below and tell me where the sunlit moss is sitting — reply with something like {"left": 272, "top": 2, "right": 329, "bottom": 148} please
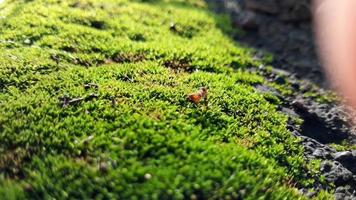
{"left": 0, "top": 0, "right": 325, "bottom": 199}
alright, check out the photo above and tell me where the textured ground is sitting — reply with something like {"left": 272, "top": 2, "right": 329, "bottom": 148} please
{"left": 0, "top": 0, "right": 355, "bottom": 199}
{"left": 206, "top": 1, "right": 356, "bottom": 199}
{"left": 206, "top": 0, "right": 325, "bottom": 86}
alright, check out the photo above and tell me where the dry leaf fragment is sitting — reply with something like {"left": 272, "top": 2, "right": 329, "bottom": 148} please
{"left": 187, "top": 87, "right": 208, "bottom": 104}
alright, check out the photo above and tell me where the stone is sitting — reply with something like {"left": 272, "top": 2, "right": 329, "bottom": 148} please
{"left": 334, "top": 192, "right": 346, "bottom": 200}
{"left": 334, "top": 151, "right": 356, "bottom": 173}
{"left": 274, "top": 76, "right": 286, "bottom": 85}
{"left": 352, "top": 150, "right": 356, "bottom": 157}
{"left": 291, "top": 99, "right": 309, "bottom": 113}
{"left": 334, "top": 186, "right": 356, "bottom": 200}
{"left": 334, "top": 151, "right": 353, "bottom": 161}
{"left": 278, "top": 0, "right": 311, "bottom": 22}
{"left": 291, "top": 82, "right": 300, "bottom": 91}
{"left": 312, "top": 149, "right": 325, "bottom": 159}
{"left": 321, "top": 161, "right": 353, "bottom": 186}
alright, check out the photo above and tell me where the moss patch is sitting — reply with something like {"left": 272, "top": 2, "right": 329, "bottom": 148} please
{"left": 0, "top": 0, "right": 323, "bottom": 199}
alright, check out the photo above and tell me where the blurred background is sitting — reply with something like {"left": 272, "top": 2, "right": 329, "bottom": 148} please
{"left": 206, "top": 0, "right": 325, "bottom": 86}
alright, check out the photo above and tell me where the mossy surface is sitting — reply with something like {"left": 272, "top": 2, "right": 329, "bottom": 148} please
{"left": 0, "top": 0, "right": 325, "bottom": 199}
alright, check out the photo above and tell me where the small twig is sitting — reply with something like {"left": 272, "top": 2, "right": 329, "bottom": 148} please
{"left": 59, "top": 93, "right": 99, "bottom": 107}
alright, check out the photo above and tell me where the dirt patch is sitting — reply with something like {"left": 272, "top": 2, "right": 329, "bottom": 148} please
{"left": 0, "top": 147, "right": 34, "bottom": 179}
{"left": 169, "top": 22, "right": 198, "bottom": 39}
{"left": 89, "top": 20, "right": 106, "bottom": 30}
{"left": 108, "top": 53, "right": 146, "bottom": 64}
{"left": 69, "top": 1, "right": 95, "bottom": 10}
{"left": 163, "top": 58, "right": 193, "bottom": 73}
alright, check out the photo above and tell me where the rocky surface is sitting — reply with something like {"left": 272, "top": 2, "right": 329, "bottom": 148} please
{"left": 205, "top": 0, "right": 356, "bottom": 198}
{"left": 206, "top": 0, "right": 325, "bottom": 87}
{"left": 254, "top": 65, "right": 356, "bottom": 199}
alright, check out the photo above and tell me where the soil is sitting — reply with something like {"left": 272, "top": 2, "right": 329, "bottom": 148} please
{"left": 206, "top": 0, "right": 356, "bottom": 199}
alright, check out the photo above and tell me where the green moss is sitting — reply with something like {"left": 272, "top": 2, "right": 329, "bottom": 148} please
{"left": 329, "top": 141, "right": 356, "bottom": 151}
{"left": 303, "top": 89, "right": 338, "bottom": 104}
{"left": 298, "top": 82, "right": 338, "bottom": 104}
{"left": 0, "top": 176, "right": 25, "bottom": 200}
{"left": 314, "top": 190, "right": 334, "bottom": 200}
{"left": 0, "top": 0, "right": 321, "bottom": 199}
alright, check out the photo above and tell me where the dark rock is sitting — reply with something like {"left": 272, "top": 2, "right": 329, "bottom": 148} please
{"left": 291, "top": 99, "right": 309, "bottom": 113}
{"left": 278, "top": 0, "right": 311, "bottom": 22}
{"left": 334, "top": 151, "right": 356, "bottom": 174}
{"left": 335, "top": 151, "right": 353, "bottom": 161}
{"left": 254, "top": 84, "right": 280, "bottom": 97}
{"left": 206, "top": 1, "right": 356, "bottom": 198}
{"left": 334, "top": 192, "right": 346, "bottom": 200}
{"left": 274, "top": 76, "right": 286, "bottom": 85}
{"left": 281, "top": 107, "right": 298, "bottom": 118}
{"left": 299, "top": 136, "right": 334, "bottom": 159}
{"left": 207, "top": 0, "right": 322, "bottom": 86}
{"left": 291, "top": 131, "right": 301, "bottom": 137}
{"left": 291, "top": 82, "right": 300, "bottom": 91}
{"left": 352, "top": 150, "right": 356, "bottom": 157}
{"left": 312, "top": 149, "right": 325, "bottom": 159}
{"left": 320, "top": 161, "right": 353, "bottom": 186}
{"left": 335, "top": 186, "right": 346, "bottom": 193}
{"left": 320, "top": 161, "right": 332, "bottom": 172}
{"left": 334, "top": 186, "right": 356, "bottom": 200}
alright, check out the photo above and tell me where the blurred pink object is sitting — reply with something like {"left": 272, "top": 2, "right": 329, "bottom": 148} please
{"left": 314, "top": 0, "right": 356, "bottom": 109}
